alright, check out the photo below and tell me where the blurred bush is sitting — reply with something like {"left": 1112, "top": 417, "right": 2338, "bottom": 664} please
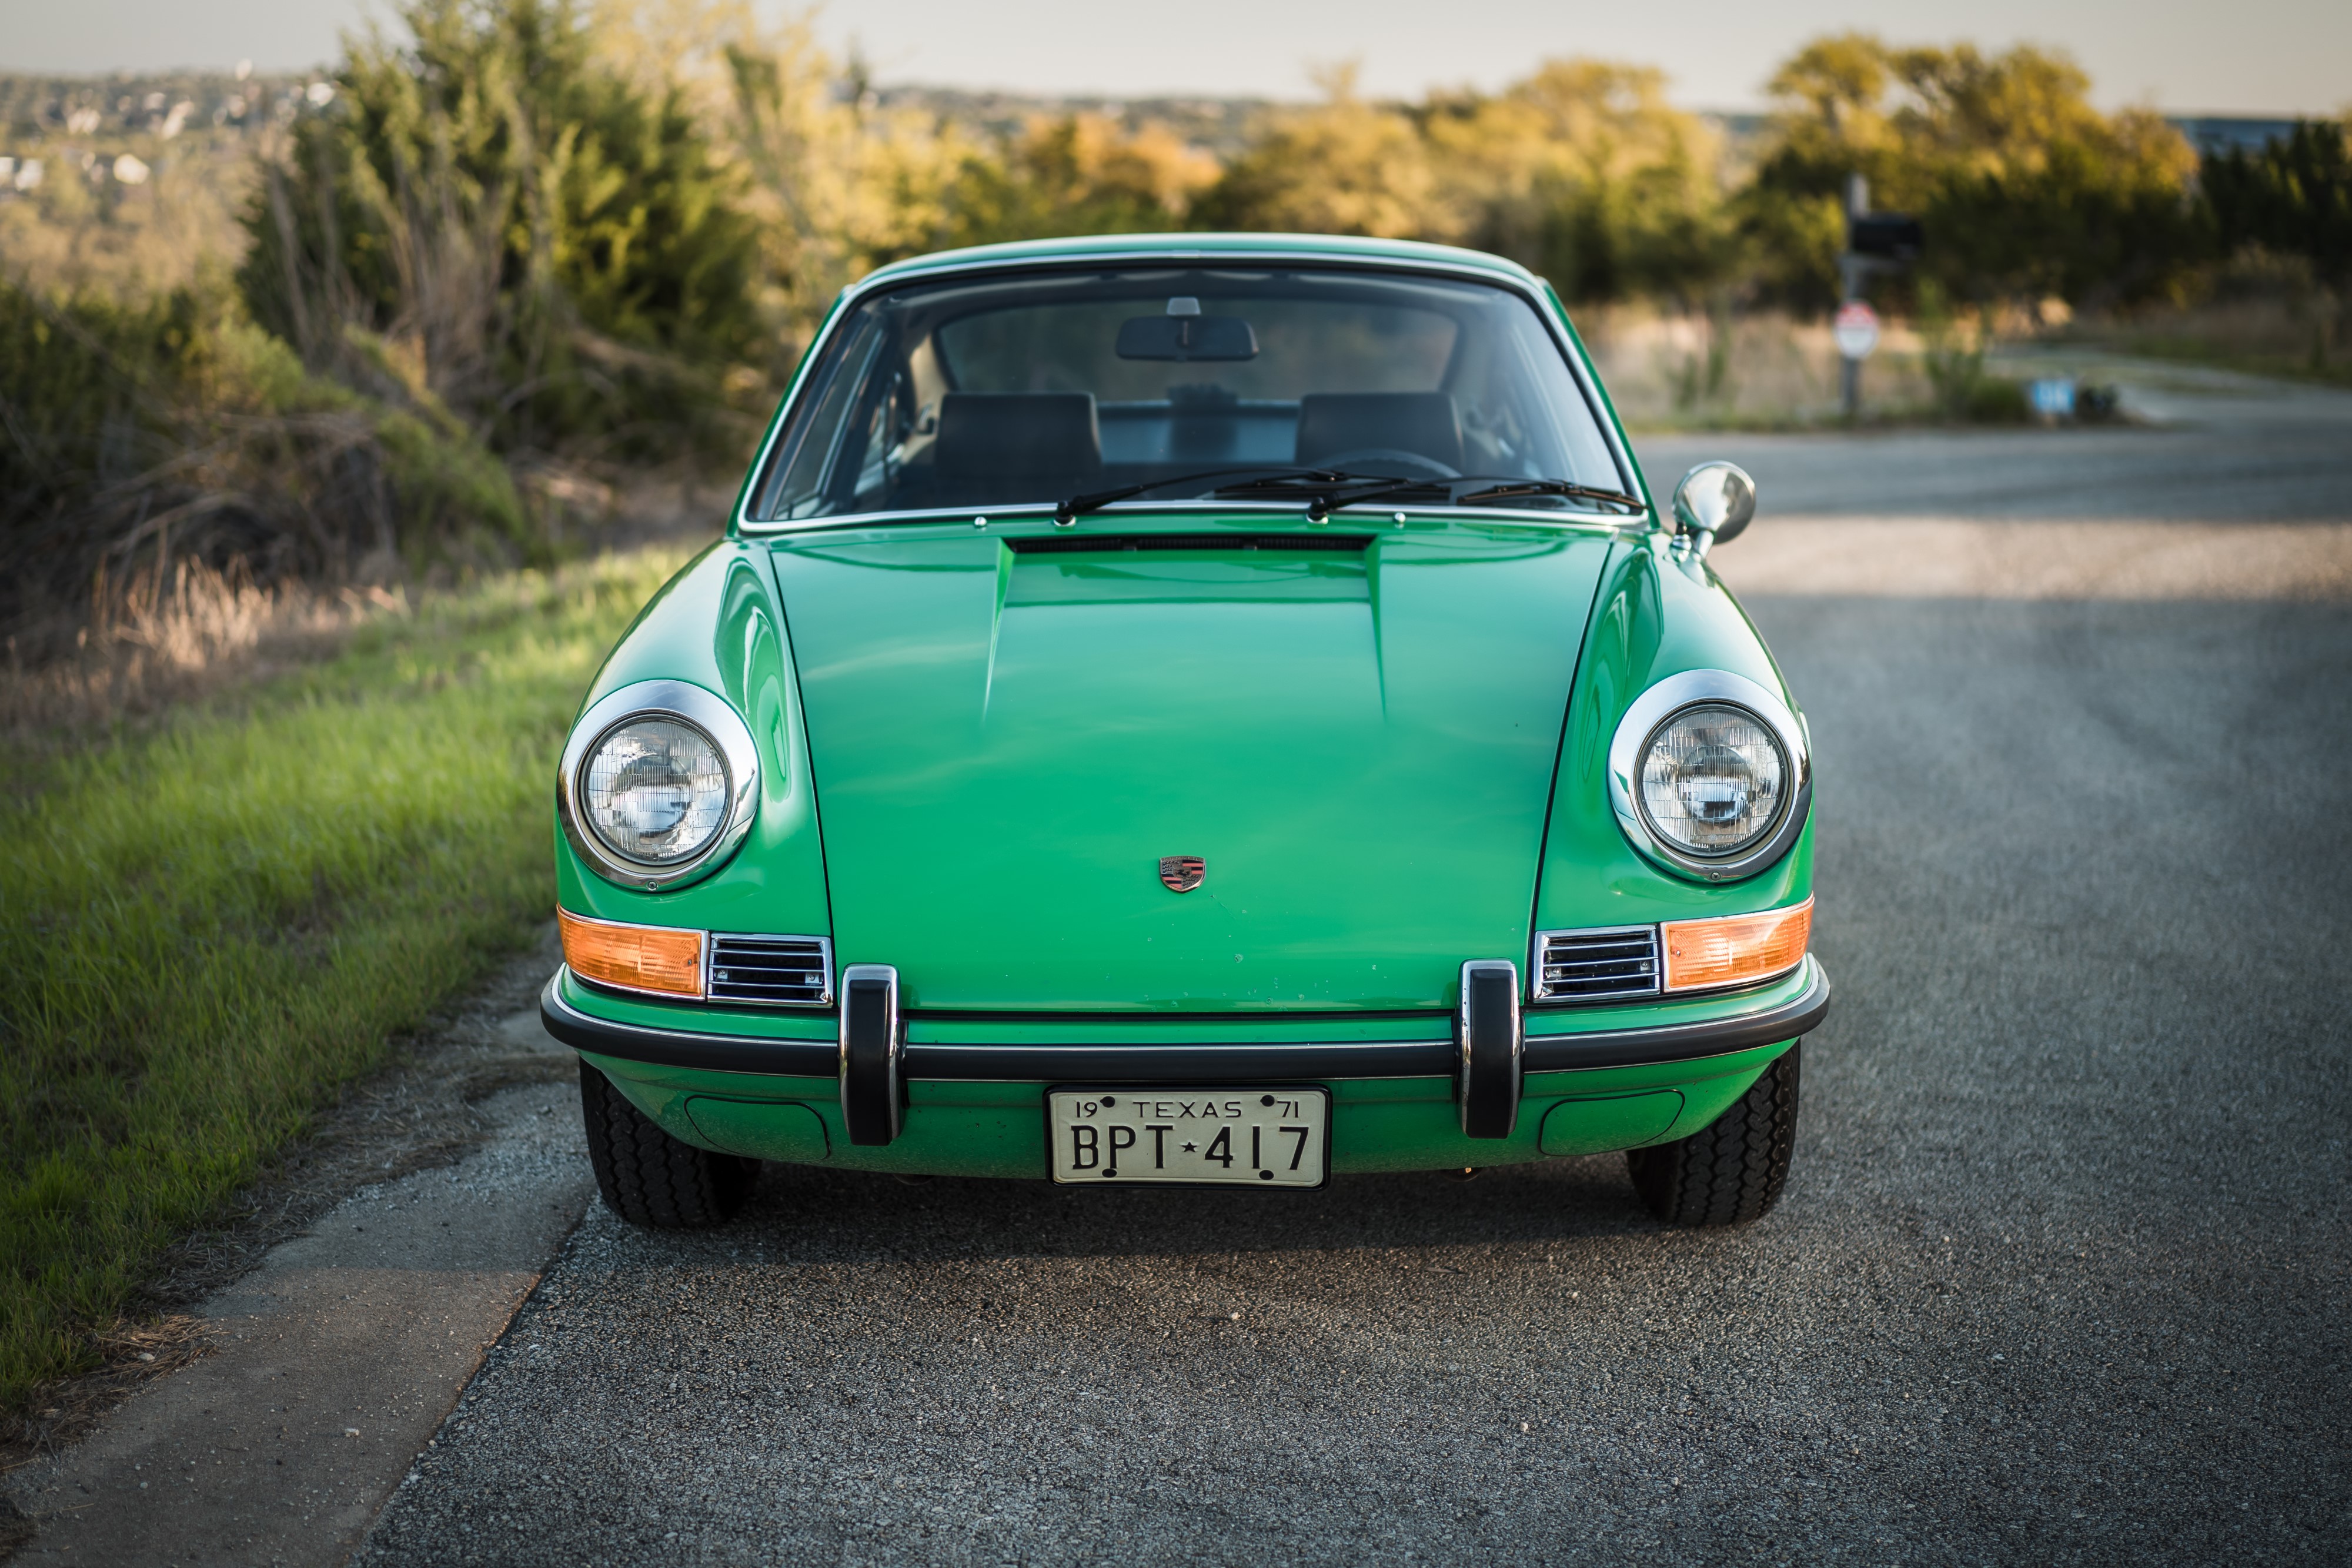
{"left": 1917, "top": 279, "right": 2027, "bottom": 423}
{"left": 1424, "top": 61, "right": 1730, "bottom": 305}
{"left": 236, "top": 0, "right": 767, "bottom": 462}
{"left": 1192, "top": 63, "right": 1441, "bottom": 240}
{"left": 0, "top": 276, "right": 520, "bottom": 664}
{"left": 939, "top": 113, "right": 1217, "bottom": 250}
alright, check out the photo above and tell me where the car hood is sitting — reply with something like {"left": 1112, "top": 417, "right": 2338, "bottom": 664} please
{"left": 770, "top": 521, "right": 1616, "bottom": 1010}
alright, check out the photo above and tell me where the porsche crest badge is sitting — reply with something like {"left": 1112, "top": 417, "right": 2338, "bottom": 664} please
{"left": 1158, "top": 855, "right": 1205, "bottom": 893}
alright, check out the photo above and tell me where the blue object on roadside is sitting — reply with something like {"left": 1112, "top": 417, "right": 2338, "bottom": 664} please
{"left": 2029, "top": 378, "right": 2077, "bottom": 418}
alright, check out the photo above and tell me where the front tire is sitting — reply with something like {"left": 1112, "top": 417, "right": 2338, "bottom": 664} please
{"left": 1626, "top": 1043, "right": 1800, "bottom": 1226}
{"left": 579, "top": 1062, "right": 758, "bottom": 1228}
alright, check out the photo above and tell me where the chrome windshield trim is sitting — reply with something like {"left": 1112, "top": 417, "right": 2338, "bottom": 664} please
{"left": 747, "top": 498, "right": 1643, "bottom": 540}
{"left": 731, "top": 245, "right": 1647, "bottom": 535}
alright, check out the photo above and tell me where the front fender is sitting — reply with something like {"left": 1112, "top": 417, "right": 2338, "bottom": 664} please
{"left": 554, "top": 542, "right": 833, "bottom": 941}
{"left": 1531, "top": 532, "right": 1813, "bottom": 935}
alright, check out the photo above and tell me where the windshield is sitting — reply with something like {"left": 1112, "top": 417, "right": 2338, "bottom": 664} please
{"left": 746, "top": 265, "right": 1627, "bottom": 523}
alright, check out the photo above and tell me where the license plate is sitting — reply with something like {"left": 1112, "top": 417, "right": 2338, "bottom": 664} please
{"left": 1047, "top": 1087, "right": 1329, "bottom": 1187}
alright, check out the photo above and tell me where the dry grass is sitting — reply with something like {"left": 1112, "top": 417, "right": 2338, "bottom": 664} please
{"left": 2076, "top": 291, "right": 2351, "bottom": 388}
{"left": 2, "top": 560, "right": 410, "bottom": 738}
{"left": 1580, "top": 305, "right": 1942, "bottom": 429}
{"left": 0, "top": 1315, "right": 215, "bottom": 1476}
{"left": 2, "top": 464, "right": 729, "bottom": 744}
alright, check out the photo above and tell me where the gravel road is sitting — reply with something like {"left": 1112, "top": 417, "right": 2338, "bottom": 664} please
{"left": 354, "top": 373, "right": 2352, "bottom": 1566}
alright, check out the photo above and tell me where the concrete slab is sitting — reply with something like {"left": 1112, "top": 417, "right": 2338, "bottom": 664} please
{"left": 8, "top": 1055, "right": 593, "bottom": 1568}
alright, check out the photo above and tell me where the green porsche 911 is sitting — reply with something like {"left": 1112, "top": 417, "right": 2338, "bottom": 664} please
{"left": 542, "top": 233, "right": 1827, "bottom": 1231}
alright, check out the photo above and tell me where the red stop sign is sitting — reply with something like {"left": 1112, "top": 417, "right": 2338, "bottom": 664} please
{"left": 1833, "top": 302, "right": 1880, "bottom": 360}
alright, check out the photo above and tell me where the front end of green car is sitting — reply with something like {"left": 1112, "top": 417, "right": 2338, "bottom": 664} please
{"left": 543, "top": 235, "right": 1825, "bottom": 1228}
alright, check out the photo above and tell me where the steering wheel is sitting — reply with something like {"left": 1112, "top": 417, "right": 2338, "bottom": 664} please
{"left": 1305, "top": 447, "right": 1463, "bottom": 481}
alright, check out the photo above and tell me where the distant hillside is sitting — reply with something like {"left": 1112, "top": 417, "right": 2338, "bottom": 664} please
{"left": 869, "top": 84, "right": 1277, "bottom": 157}
{"left": 2, "top": 69, "right": 2309, "bottom": 159}
{"left": 0, "top": 71, "right": 318, "bottom": 138}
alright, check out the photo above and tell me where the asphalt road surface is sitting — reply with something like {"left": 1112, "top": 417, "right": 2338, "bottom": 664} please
{"left": 1641, "top": 348, "right": 2352, "bottom": 523}
{"left": 358, "top": 369, "right": 2352, "bottom": 1566}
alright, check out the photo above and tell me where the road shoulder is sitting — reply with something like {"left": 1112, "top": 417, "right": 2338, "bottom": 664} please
{"left": 4, "top": 993, "right": 594, "bottom": 1567}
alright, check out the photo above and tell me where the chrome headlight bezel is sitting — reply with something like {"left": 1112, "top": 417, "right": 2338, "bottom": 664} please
{"left": 559, "top": 680, "right": 760, "bottom": 892}
{"left": 1606, "top": 669, "right": 1810, "bottom": 883}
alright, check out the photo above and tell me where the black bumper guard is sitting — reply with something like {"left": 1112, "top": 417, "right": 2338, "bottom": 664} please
{"left": 543, "top": 962, "right": 1829, "bottom": 1088}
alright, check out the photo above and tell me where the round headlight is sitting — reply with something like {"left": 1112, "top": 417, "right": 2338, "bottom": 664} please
{"left": 1636, "top": 704, "right": 1788, "bottom": 857}
{"left": 582, "top": 718, "right": 730, "bottom": 865}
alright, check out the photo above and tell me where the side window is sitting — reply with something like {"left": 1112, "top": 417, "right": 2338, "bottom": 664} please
{"left": 756, "top": 316, "right": 880, "bottom": 520}
{"left": 848, "top": 367, "right": 916, "bottom": 509}
{"left": 1457, "top": 299, "right": 1619, "bottom": 487}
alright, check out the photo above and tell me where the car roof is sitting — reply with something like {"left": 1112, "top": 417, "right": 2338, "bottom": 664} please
{"left": 854, "top": 232, "right": 1544, "bottom": 292}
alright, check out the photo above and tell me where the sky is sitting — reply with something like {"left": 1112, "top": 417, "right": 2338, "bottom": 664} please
{"left": 4, "top": 0, "right": 2345, "bottom": 115}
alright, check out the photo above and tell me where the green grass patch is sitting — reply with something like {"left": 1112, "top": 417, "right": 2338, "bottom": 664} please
{"left": 0, "top": 543, "right": 700, "bottom": 1413}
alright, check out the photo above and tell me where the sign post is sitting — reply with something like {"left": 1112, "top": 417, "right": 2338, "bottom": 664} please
{"left": 1835, "top": 301, "right": 1880, "bottom": 419}
{"left": 1835, "top": 172, "right": 1923, "bottom": 421}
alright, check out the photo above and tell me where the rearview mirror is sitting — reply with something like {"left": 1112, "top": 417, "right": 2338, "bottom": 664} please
{"left": 1115, "top": 315, "right": 1259, "bottom": 361}
{"left": 1670, "top": 462, "right": 1756, "bottom": 559}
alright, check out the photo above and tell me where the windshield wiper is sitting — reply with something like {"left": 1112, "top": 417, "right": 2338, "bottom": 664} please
{"left": 1057, "top": 468, "right": 1648, "bottom": 526}
{"left": 1221, "top": 471, "right": 1646, "bottom": 521}
{"left": 1453, "top": 477, "right": 1648, "bottom": 515}
{"left": 1210, "top": 471, "right": 1455, "bottom": 520}
{"left": 1056, "top": 466, "right": 1347, "bottom": 524}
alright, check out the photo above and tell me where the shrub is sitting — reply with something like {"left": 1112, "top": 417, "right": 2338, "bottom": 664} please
{"left": 235, "top": 0, "right": 770, "bottom": 461}
{"left": 0, "top": 276, "right": 524, "bottom": 663}
{"left": 1917, "top": 279, "right": 2027, "bottom": 423}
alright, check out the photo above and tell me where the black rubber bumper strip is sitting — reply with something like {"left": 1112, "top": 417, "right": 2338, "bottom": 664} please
{"left": 1521, "top": 964, "right": 1830, "bottom": 1071}
{"left": 543, "top": 964, "right": 1828, "bottom": 1083}
{"left": 838, "top": 964, "right": 903, "bottom": 1146}
{"left": 1457, "top": 959, "right": 1523, "bottom": 1138}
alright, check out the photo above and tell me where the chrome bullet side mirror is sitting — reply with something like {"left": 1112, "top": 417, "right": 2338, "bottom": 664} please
{"left": 1671, "top": 462, "right": 1756, "bottom": 560}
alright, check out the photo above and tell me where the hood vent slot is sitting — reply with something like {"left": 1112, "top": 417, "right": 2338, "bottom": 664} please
{"left": 1534, "top": 924, "right": 1661, "bottom": 1002}
{"left": 707, "top": 934, "right": 834, "bottom": 1007}
{"left": 1008, "top": 532, "right": 1370, "bottom": 555}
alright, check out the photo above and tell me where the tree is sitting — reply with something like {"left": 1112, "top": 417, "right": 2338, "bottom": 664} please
{"left": 238, "top": 0, "right": 767, "bottom": 458}
{"left": 1191, "top": 64, "right": 1439, "bottom": 239}
{"left": 1425, "top": 60, "right": 1730, "bottom": 303}
{"left": 2203, "top": 119, "right": 2352, "bottom": 287}
{"left": 938, "top": 113, "right": 1217, "bottom": 250}
{"left": 1742, "top": 35, "right": 2201, "bottom": 310}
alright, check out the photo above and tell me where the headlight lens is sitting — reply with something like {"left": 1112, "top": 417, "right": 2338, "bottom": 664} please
{"left": 582, "top": 718, "right": 730, "bottom": 865}
{"left": 1637, "top": 704, "right": 1787, "bottom": 856}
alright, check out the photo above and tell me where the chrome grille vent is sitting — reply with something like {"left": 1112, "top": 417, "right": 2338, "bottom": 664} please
{"left": 707, "top": 934, "right": 833, "bottom": 1007}
{"left": 1534, "top": 925, "right": 1661, "bottom": 1002}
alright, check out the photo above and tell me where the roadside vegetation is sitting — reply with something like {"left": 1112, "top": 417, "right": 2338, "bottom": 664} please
{"left": 0, "top": 545, "right": 694, "bottom": 1413}
{"left": 0, "top": 0, "right": 2345, "bottom": 1417}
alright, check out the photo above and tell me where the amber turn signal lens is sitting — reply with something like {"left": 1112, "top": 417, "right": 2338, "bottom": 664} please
{"left": 559, "top": 908, "right": 703, "bottom": 998}
{"left": 1661, "top": 897, "right": 1812, "bottom": 993}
